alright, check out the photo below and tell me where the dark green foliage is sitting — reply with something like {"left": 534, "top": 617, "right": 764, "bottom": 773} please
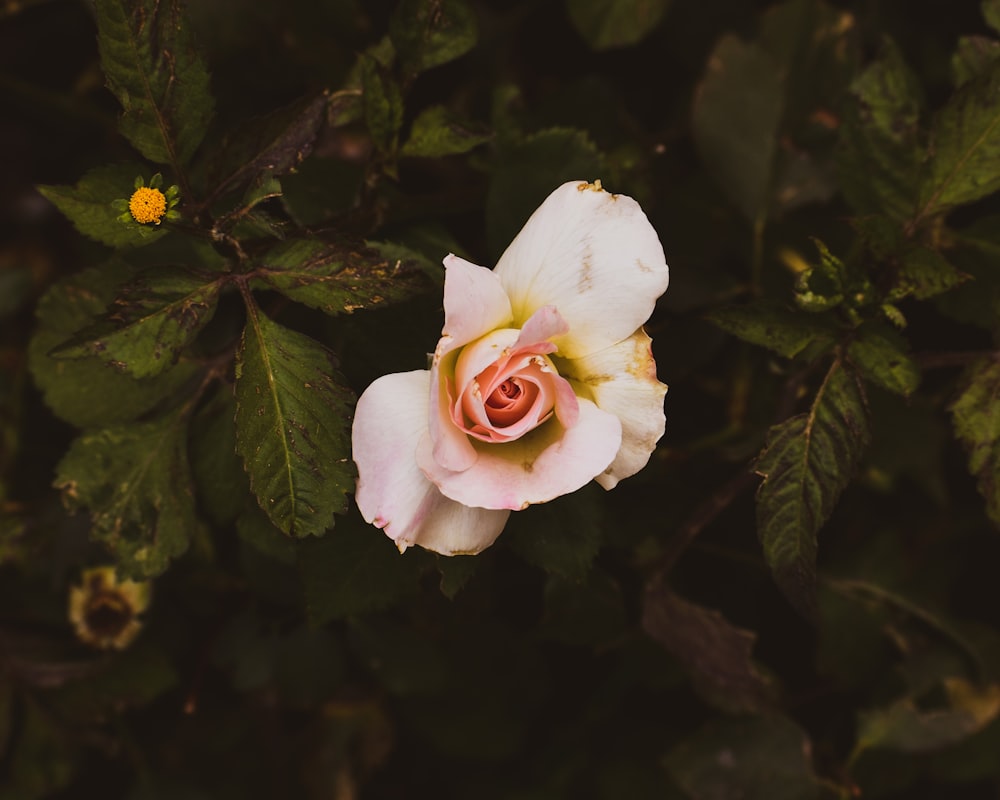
{"left": 95, "top": 0, "right": 213, "bottom": 170}
{"left": 234, "top": 305, "right": 355, "bottom": 538}
{"left": 7, "top": 0, "right": 1000, "bottom": 796}
{"left": 755, "top": 359, "right": 871, "bottom": 618}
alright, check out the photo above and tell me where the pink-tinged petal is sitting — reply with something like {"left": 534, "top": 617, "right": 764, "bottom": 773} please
{"left": 514, "top": 304, "right": 569, "bottom": 348}
{"left": 352, "top": 370, "right": 508, "bottom": 555}
{"left": 562, "top": 329, "right": 667, "bottom": 489}
{"left": 429, "top": 351, "right": 478, "bottom": 471}
{"left": 494, "top": 181, "right": 669, "bottom": 359}
{"left": 417, "top": 398, "right": 622, "bottom": 511}
{"left": 437, "top": 255, "right": 513, "bottom": 359}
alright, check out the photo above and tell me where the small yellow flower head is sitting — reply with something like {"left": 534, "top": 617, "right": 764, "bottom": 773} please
{"left": 114, "top": 173, "right": 181, "bottom": 227}
{"left": 129, "top": 186, "right": 167, "bottom": 224}
{"left": 68, "top": 566, "right": 152, "bottom": 651}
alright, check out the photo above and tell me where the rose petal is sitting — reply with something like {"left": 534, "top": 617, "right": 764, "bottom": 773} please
{"left": 353, "top": 370, "right": 510, "bottom": 554}
{"left": 493, "top": 181, "right": 669, "bottom": 359}
{"left": 438, "top": 255, "right": 513, "bottom": 358}
{"left": 417, "top": 398, "right": 622, "bottom": 510}
{"left": 562, "top": 328, "right": 667, "bottom": 489}
{"left": 429, "top": 257, "right": 516, "bottom": 472}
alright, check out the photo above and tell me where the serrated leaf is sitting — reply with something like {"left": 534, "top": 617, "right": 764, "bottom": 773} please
{"left": 706, "top": 302, "right": 835, "bottom": 358}
{"left": 360, "top": 54, "right": 403, "bottom": 156}
{"left": 664, "top": 714, "right": 828, "bottom": 800}
{"left": 916, "top": 59, "right": 1000, "bottom": 223}
{"left": 253, "top": 237, "right": 427, "bottom": 314}
{"left": 299, "top": 512, "right": 425, "bottom": 624}
{"left": 755, "top": 359, "right": 871, "bottom": 619}
{"left": 28, "top": 263, "right": 199, "bottom": 428}
{"left": 566, "top": 0, "right": 668, "bottom": 51}
{"left": 212, "top": 92, "right": 330, "bottom": 198}
{"left": 487, "top": 128, "right": 605, "bottom": 260}
{"left": 52, "top": 267, "right": 221, "bottom": 378}
{"left": 55, "top": 413, "right": 198, "bottom": 578}
{"left": 891, "top": 246, "right": 969, "bottom": 300}
{"left": 643, "top": 581, "right": 776, "bottom": 712}
{"left": 401, "top": 105, "right": 491, "bottom": 158}
{"left": 692, "top": 34, "right": 784, "bottom": 222}
{"left": 794, "top": 239, "right": 848, "bottom": 311}
{"left": 389, "top": 0, "right": 478, "bottom": 75}
{"left": 95, "top": 0, "right": 213, "bottom": 169}
{"left": 37, "top": 163, "right": 168, "bottom": 248}
{"left": 234, "top": 306, "right": 355, "bottom": 538}
{"left": 848, "top": 322, "right": 920, "bottom": 396}
{"left": 950, "top": 357, "right": 1000, "bottom": 527}
{"left": 837, "top": 38, "right": 924, "bottom": 220}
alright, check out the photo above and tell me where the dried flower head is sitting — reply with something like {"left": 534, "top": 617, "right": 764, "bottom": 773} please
{"left": 68, "top": 566, "right": 151, "bottom": 650}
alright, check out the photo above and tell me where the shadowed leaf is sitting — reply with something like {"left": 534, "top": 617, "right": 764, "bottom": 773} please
{"left": 95, "top": 0, "right": 214, "bottom": 170}
{"left": 848, "top": 322, "right": 920, "bottom": 396}
{"left": 950, "top": 357, "right": 1000, "bottom": 527}
{"left": 401, "top": 105, "right": 491, "bottom": 158}
{"left": 55, "top": 413, "right": 199, "bottom": 578}
{"left": 915, "top": 59, "right": 1000, "bottom": 223}
{"left": 755, "top": 358, "right": 871, "bottom": 619}
{"left": 28, "top": 263, "right": 199, "bottom": 428}
{"left": 692, "top": 34, "right": 784, "bottom": 222}
{"left": 566, "top": 0, "right": 668, "bottom": 51}
{"left": 234, "top": 305, "right": 355, "bottom": 537}
{"left": 253, "top": 237, "right": 427, "bottom": 315}
{"left": 707, "top": 302, "right": 835, "bottom": 359}
{"left": 389, "top": 0, "right": 478, "bottom": 76}
{"left": 643, "top": 581, "right": 777, "bottom": 712}
{"left": 52, "top": 267, "right": 221, "bottom": 378}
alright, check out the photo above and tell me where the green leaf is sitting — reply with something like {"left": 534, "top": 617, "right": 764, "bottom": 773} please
{"left": 915, "top": 59, "right": 1000, "bottom": 223}
{"left": 984, "top": 0, "right": 1000, "bottom": 37}
{"left": 706, "top": 302, "right": 835, "bottom": 359}
{"left": 299, "top": 512, "right": 425, "bottom": 624}
{"left": 952, "top": 36, "right": 1000, "bottom": 88}
{"left": 212, "top": 92, "right": 330, "bottom": 198}
{"left": 692, "top": 34, "right": 784, "bottom": 222}
{"left": 360, "top": 53, "right": 403, "bottom": 157}
{"left": 190, "top": 386, "right": 248, "bottom": 528}
{"left": 55, "top": 413, "right": 199, "bottom": 578}
{"left": 51, "top": 267, "right": 221, "bottom": 378}
{"left": 95, "top": 0, "right": 214, "bottom": 169}
{"left": 234, "top": 305, "right": 355, "bottom": 538}
{"left": 848, "top": 322, "right": 920, "bottom": 396}
{"left": 37, "top": 163, "right": 168, "bottom": 248}
{"left": 643, "top": 580, "right": 777, "bottom": 712}
{"left": 401, "top": 105, "right": 491, "bottom": 158}
{"left": 664, "top": 714, "right": 829, "bottom": 800}
{"left": 253, "top": 237, "right": 427, "bottom": 315}
{"left": 566, "top": 0, "right": 668, "bottom": 51}
{"left": 503, "top": 484, "right": 603, "bottom": 580}
{"left": 28, "top": 263, "right": 199, "bottom": 428}
{"left": 892, "top": 246, "right": 969, "bottom": 300}
{"left": 794, "top": 239, "right": 848, "bottom": 312}
{"left": 754, "top": 358, "right": 871, "bottom": 619}
{"left": 389, "top": 0, "right": 478, "bottom": 75}
{"left": 837, "top": 38, "right": 924, "bottom": 220}
{"left": 950, "top": 357, "right": 1000, "bottom": 527}
{"left": 487, "top": 128, "right": 605, "bottom": 260}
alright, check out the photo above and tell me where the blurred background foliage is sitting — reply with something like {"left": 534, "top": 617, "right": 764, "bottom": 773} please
{"left": 2, "top": 0, "right": 1000, "bottom": 797}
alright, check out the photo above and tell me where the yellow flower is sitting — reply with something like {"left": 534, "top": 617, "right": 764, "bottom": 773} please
{"left": 68, "top": 566, "right": 152, "bottom": 650}
{"left": 114, "top": 173, "right": 181, "bottom": 227}
{"left": 129, "top": 186, "right": 167, "bottom": 224}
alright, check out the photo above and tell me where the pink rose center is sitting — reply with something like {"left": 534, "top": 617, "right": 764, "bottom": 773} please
{"left": 447, "top": 328, "right": 578, "bottom": 445}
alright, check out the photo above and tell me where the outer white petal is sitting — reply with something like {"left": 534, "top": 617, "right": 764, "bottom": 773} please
{"left": 352, "top": 370, "right": 510, "bottom": 555}
{"left": 417, "top": 398, "right": 622, "bottom": 511}
{"left": 493, "top": 181, "right": 669, "bottom": 359}
{"left": 562, "top": 328, "right": 667, "bottom": 489}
